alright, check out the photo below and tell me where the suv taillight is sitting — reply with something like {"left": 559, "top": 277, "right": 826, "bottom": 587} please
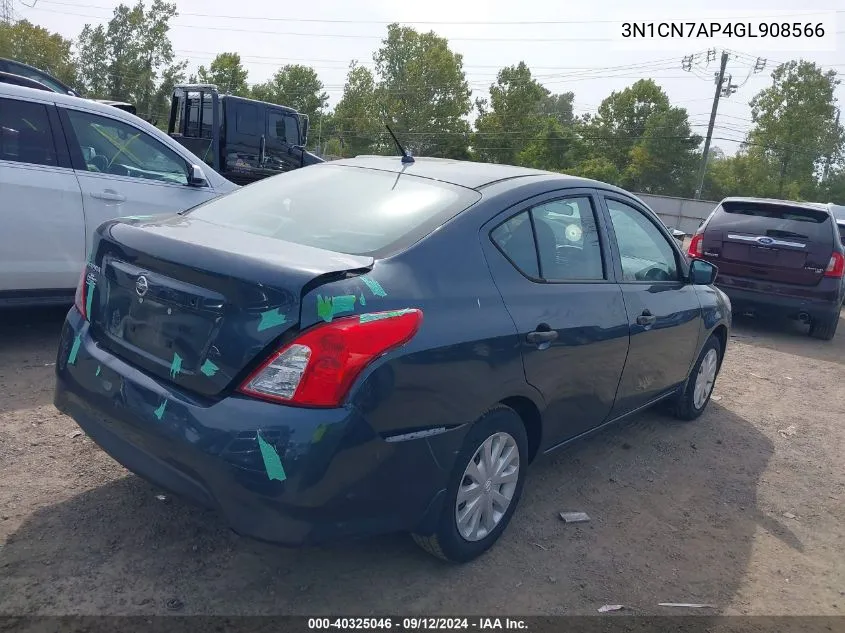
{"left": 824, "top": 252, "right": 845, "bottom": 278}
{"left": 239, "top": 309, "right": 423, "bottom": 408}
{"left": 688, "top": 233, "right": 704, "bottom": 258}
{"left": 74, "top": 268, "right": 88, "bottom": 319}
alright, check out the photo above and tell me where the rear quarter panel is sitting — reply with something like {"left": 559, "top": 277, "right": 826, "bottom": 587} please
{"left": 296, "top": 192, "right": 543, "bottom": 440}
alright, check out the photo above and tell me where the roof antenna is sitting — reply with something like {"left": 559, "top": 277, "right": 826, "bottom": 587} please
{"left": 385, "top": 123, "right": 414, "bottom": 164}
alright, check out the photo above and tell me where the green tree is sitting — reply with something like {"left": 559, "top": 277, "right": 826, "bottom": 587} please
{"left": 516, "top": 118, "right": 585, "bottom": 172}
{"left": 76, "top": 0, "right": 182, "bottom": 121}
{"left": 584, "top": 79, "right": 700, "bottom": 194}
{"left": 747, "top": 60, "right": 843, "bottom": 198}
{"left": 373, "top": 24, "right": 472, "bottom": 158}
{"left": 332, "top": 61, "right": 382, "bottom": 157}
{"left": 623, "top": 107, "right": 701, "bottom": 195}
{"left": 538, "top": 92, "right": 575, "bottom": 126}
{"left": 474, "top": 62, "right": 550, "bottom": 165}
{"left": 196, "top": 52, "right": 249, "bottom": 96}
{"left": 251, "top": 64, "right": 328, "bottom": 122}
{"left": 0, "top": 20, "right": 78, "bottom": 89}
{"left": 571, "top": 156, "right": 621, "bottom": 185}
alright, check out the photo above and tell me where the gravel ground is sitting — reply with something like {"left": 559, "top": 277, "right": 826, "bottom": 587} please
{"left": 0, "top": 306, "right": 843, "bottom": 616}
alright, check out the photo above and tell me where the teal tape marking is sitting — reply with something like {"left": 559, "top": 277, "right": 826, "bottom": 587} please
{"left": 359, "top": 293, "right": 366, "bottom": 306}
{"left": 85, "top": 280, "right": 96, "bottom": 317}
{"left": 169, "top": 353, "right": 183, "bottom": 380}
{"left": 67, "top": 334, "right": 82, "bottom": 365}
{"left": 95, "top": 365, "right": 101, "bottom": 377}
{"left": 361, "top": 276, "right": 387, "bottom": 298}
{"left": 200, "top": 359, "right": 219, "bottom": 377}
{"left": 359, "top": 309, "right": 414, "bottom": 324}
{"left": 317, "top": 294, "right": 356, "bottom": 322}
{"left": 331, "top": 294, "right": 356, "bottom": 315}
{"left": 153, "top": 399, "right": 168, "bottom": 420}
{"left": 258, "top": 308, "right": 287, "bottom": 332}
{"left": 256, "top": 430, "right": 287, "bottom": 482}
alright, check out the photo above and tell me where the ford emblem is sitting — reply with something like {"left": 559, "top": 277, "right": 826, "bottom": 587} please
{"left": 757, "top": 237, "right": 774, "bottom": 245}
{"left": 135, "top": 275, "right": 149, "bottom": 297}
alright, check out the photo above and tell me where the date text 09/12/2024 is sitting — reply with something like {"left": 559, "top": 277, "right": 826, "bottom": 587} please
{"left": 307, "top": 618, "right": 528, "bottom": 631}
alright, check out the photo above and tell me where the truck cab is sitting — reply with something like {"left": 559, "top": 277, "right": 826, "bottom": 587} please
{"left": 167, "top": 84, "right": 324, "bottom": 185}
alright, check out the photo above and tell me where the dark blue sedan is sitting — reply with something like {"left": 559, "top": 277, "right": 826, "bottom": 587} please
{"left": 54, "top": 156, "right": 731, "bottom": 563}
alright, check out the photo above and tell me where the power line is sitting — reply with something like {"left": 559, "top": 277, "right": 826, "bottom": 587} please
{"left": 29, "top": 1, "right": 845, "bottom": 25}
{"left": 25, "top": 6, "right": 845, "bottom": 40}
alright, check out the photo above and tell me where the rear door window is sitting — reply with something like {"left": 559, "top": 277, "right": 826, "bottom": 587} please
{"left": 0, "top": 97, "right": 58, "bottom": 167}
{"left": 188, "top": 164, "right": 482, "bottom": 256}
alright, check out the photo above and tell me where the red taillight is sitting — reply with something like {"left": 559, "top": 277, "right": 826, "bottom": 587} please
{"left": 824, "top": 251, "right": 845, "bottom": 278}
{"left": 239, "top": 309, "right": 423, "bottom": 408}
{"left": 688, "top": 233, "right": 704, "bottom": 258}
{"left": 74, "top": 268, "right": 88, "bottom": 319}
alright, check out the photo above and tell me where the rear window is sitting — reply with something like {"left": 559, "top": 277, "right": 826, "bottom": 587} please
{"left": 717, "top": 200, "right": 833, "bottom": 242}
{"left": 187, "top": 164, "right": 482, "bottom": 256}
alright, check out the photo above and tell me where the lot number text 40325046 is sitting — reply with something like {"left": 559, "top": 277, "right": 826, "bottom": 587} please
{"left": 307, "top": 618, "right": 528, "bottom": 630}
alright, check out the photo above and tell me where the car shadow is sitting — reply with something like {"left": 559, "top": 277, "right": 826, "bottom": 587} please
{"left": 0, "top": 306, "right": 68, "bottom": 414}
{"left": 0, "top": 404, "right": 780, "bottom": 616}
{"left": 729, "top": 310, "right": 844, "bottom": 367}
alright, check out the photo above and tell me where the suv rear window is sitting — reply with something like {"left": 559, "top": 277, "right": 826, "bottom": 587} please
{"left": 717, "top": 200, "right": 833, "bottom": 243}
{"left": 188, "top": 164, "right": 482, "bottom": 256}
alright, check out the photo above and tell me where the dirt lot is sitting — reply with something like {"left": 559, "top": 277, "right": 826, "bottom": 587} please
{"left": 0, "top": 306, "right": 843, "bottom": 616}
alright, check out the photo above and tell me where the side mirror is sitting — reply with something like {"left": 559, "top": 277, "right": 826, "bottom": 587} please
{"left": 689, "top": 258, "right": 718, "bottom": 285}
{"left": 187, "top": 164, "right": 208, "bottom": 187}
{"left": 301, "top": 116, "right": 309, "bottom": 147}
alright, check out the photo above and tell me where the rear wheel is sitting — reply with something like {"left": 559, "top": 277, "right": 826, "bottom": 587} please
{"left": 671, "top": 334, "right": 722, "bottom": 421}
{"left": 809, "top": 312, "right": 839, "bottom": 341}
{"left": 411, "top": 405, "right": 527, "bottom": 563}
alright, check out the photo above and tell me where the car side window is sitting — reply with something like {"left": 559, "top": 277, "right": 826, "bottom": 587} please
{"left": 65, "top": 109, "right": 188, "bottom": 185}
{"left": 606, "top": 198, "right": 679, "bottom": 282}
{"left": 491, "top": 211, "right": 540, "bottom": 278}
{"left": 532, "top": 197, "right": 604, "bottom": 281}
{"left": 0, "top": 97, "right": 58, "bottom": 167}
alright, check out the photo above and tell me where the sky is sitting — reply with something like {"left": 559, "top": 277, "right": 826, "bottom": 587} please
{"left": 13, "top": 0, "right": 845, "bottom": 155}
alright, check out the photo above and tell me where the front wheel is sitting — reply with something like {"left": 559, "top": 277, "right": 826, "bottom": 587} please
{"left": 411, "top": 405, "right": 528, "bottom": 563}
{"left": 671, "top": 334, "right": 722, "bottom": 421}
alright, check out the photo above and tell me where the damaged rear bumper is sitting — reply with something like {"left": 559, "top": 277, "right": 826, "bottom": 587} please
{"left": 53, "top": 309, "right": 455, "bottom": 546}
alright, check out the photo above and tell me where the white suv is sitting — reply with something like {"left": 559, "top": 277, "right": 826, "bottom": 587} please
{"left": 0, "top": 83, "right": 237, "bottom": 307}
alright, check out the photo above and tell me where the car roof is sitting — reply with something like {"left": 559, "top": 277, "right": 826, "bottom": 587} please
{"left": 332, "top": 155, "right": 622, "bottom": 191}
{"left": 0, "top": 82, "right": 139, "bottom": 117}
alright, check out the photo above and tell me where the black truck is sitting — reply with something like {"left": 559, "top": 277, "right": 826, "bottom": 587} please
{"left": 167, "top": 84, "right": 324, "bottom": 185}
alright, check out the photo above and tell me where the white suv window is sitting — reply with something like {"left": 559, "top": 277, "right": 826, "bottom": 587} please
{"left": 65, "top": 109, "right": 188, "bottom": 185}
{"left": 0, "top": 98, "right": 57, "bottom": 167}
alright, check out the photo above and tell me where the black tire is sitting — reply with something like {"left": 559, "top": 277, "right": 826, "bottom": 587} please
{"left": 411, "top": 405, "right": 528, "bottom": 563}
{"left": 809, "top": 312, "right": 839, "bottom": 341}
{"left": 671, "top": 334, "right": 722, "bottom": 421}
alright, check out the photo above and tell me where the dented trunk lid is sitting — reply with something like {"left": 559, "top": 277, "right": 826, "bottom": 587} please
{"left": 87, "top": 216, "right": 373, "bottom": 397}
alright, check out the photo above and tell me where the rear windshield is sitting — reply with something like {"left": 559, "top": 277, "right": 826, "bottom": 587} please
{"left": 187, "top": 164, "right": 481, "bottom": 256}
{"left": 717, "top": 200, "right": 833, "bottom": 242}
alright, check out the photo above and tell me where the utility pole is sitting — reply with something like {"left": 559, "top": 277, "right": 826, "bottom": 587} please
{"left": 694, "top": 51, "right": 730, "bottom": 200}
